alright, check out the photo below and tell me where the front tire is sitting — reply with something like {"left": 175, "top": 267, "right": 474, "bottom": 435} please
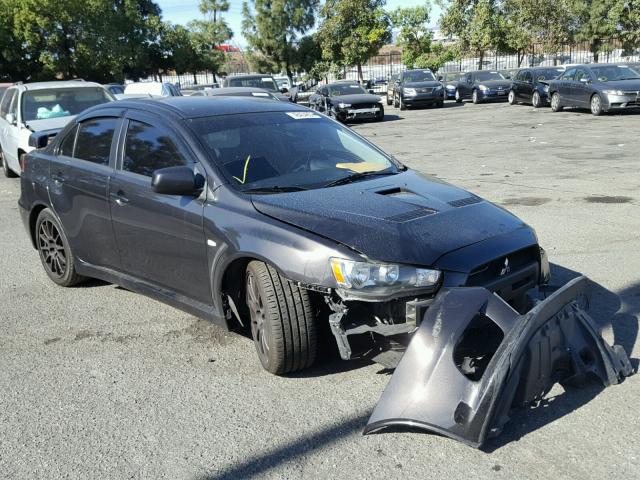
{"left": 399, "top": 95, "right": 406, "bottom": 111}
{"left": 455, "top": 89, "right": 462, "bottom": 103}
{"left": 590, "top": 94, "right": 604, "bottom": 116}
{"left": 376, "top": 104, "right": 385, "bottom": 121}
{"left": 35, "top": 209, "right": 85, "bottom": 287}
{"left": 550, "top": 92, "right": 563, "bottom": 112}
{"left": 245, "top": 261, "right": 317, "bottom": 375}
{"left": 532, "top": 91, "right": 541, "bottom": 108}
{"left": 472, "top": 89, "right": 480, "bottom": 104}
{"left": 508, "top": 90, "right": 516, "bottom": 105}
{"left": 386, "top": 93, "right": 392, "bottom": 106}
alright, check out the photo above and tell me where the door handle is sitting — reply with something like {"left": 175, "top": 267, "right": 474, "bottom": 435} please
{"left": 111, "top": 190, "right": 129, "bottom": 206}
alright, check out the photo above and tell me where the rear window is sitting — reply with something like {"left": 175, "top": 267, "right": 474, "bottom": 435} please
{"left": 21, "top": 87, "right": 113, "bottom": 123}
{"left": 228, "top": 77, "right": 278, "bottom": 91}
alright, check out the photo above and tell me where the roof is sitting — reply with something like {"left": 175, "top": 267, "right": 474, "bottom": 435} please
{"left": 95, "top": 96, "right": 307, "bottom": 119}
{"left": 206, "top": 87, "right": 272, "bottom": 95}
{"left": 15, "top": 80, "right": 103, "bottom": 91}
{"left": 226, "top": 74, "right": 273, "bottom": 79}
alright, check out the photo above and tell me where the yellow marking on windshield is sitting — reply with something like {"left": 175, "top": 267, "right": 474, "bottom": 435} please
{"left": 233, "top": 155, "right": 252, "bottom": 184}
{"left": 335, "top": 162, "right": 387, "bottom": 173}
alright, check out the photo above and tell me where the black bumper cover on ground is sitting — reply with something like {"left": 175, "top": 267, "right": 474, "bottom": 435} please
{"left": 364, "top": 276, "right": 633, "bottom": 448}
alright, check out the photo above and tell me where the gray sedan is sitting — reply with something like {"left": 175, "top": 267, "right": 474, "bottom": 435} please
{"left": 547, "top": 63, "right": 640, "bottom": 115}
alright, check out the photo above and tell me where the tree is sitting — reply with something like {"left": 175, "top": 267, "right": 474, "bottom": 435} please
{"left": 316, "top": 0, "right": 391, "bottom": 82}
{"left": 389, "top": 3, "right": 433, "bottom": 69}
{"left": 613, "top": 0, "right": 640, "bottom": 56}
{"left": 570, "top": 0, "right": 620, "bottom": 62}
{"left": 414, "top": 43, "right": 456, "bottom": 71}
{"left": 242, "top": 0, "right": 319, "bottom": 78}
{"left": 439, "top": 0, "right": 505, "bottom": 69}
{"left": 188, "top": 0, "right": 233, "bottom": 81}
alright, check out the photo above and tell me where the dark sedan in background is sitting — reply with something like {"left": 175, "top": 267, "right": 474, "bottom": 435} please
{"left": 393, "top": 69, "right": 444, "bottom": 110}
{"left": 309, "top": 82, "right": 384, "bottom": 122}
{"left": 509, "top": 67, "right": 564, "bottom": 107}
{"left": 547, "top": 63, "right": 640, "bottom": 115}
{"left": 442, "top": 72, "right": 466, "bottom": 100}
{"left": 455, "top": 70, "right": 512, "bottom": 103}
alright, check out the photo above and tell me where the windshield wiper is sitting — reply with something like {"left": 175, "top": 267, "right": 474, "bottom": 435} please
{"left": 323, "top": 170, "right": 398, "bottom": 188}
{"left": 618, "top": 77, "right": 640, "bottom": 80}
{"left": 243, "top": 185, "right": 308, "bottom": 194}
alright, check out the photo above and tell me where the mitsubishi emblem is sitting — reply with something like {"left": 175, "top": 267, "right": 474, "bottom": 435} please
{"left": 500, "top": 257, "right": 511, "bottom": 276}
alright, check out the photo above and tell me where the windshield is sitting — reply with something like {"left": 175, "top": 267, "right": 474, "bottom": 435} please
{"left": 475, "top": 71, "right": 505, "bottom": 81}
{"left": 591, "top": 65, "right": 640, "bottom": 81}
{"left": 190, "top": 111, "right": 397, "bottom": 191}
{"left": 228, "top": 77, "right": 278, "bottom": 92}
{"left": 328, "top": 84, "right": 367, "bottom": 96}
{"left": 443, "top": 73, "right": 462, "bottom": 82}
{"left": 403, "top": 70, "right": 435, "bottom": 82}
{"left": 533, "top": 69, "right": 564, "bottom": 81}
{"left": 21, "top": 87, "right": 113, "bottom": 122}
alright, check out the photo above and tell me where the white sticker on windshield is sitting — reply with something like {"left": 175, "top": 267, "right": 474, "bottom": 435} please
{"left": 251, "top": 92, "right": 270, "bottom": 97}
{"left": 286, "top": 112, "right": 320, "bottom": 119}
{"left": 261, "top": 78, "right": 273, "bottom": 82}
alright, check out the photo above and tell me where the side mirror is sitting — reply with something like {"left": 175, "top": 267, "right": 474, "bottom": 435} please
{"left": 579, "top": 77, "right": 590, "bottom": 83}
{"left": 5, "top": 113, "right": 16, "bottom": 125}
{"left": 151, "top": 166, "right": 199, "bottom": 195}
{"left": 29, "top": 131, "right": 52, "bottom": 149}
{"left": 368, "top": 89, "right": 375, "bottom": 94}
{"left": 280, "top": 87, "right": 289, "bottom": 94}
{"left": 437, "top": 75, "right": 443, "bottom": 81}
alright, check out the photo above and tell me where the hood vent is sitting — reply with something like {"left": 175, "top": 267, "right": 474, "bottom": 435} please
{"left": 449, "top": 196, "right": 482, "bottom": 208}
{"left": 385, "top": 208, "right": 436, "bottom": 223}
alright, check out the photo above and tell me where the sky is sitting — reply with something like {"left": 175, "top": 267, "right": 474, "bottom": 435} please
{"left": 156, "top": 0, "right": 440, "bottom": 48}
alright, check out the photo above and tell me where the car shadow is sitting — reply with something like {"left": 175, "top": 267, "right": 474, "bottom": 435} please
{"left": 196, "top": 411, "right": 372, "bottom": 480}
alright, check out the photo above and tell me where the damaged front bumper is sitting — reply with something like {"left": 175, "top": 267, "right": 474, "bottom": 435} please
{"left": 364, "top": 276, "right": 634, "bottom": 448}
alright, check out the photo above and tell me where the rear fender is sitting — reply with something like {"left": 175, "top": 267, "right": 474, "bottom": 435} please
{"left": 364, "top": 276, "right": 633, "bottom": 448}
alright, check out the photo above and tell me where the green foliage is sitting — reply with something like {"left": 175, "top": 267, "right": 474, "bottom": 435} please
{"left": 242, "top": 0, "right": 319, "bottom": 77}
{"left": 569, "top": 0, "right": 619, "bottom": 61}
{"left": 389, "top": 3, "right": 432, "bottom": 68}
{"left": 414, "top": 43, "right": 456, "bottom": 71}
{"left": 316, "top": 0, "right": 391, "bottom": 81}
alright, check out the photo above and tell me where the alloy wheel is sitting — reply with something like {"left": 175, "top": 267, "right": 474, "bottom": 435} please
{"left": 591, "top": 95, "right": 602, "bottom": 116}
{"left": 38, "top": 219, "right": 67, "bottom": 278}
{"left": 246, "top": 271, "right": 270, "bottom": 364}
{"left": 508, "top": 91, "right": 515, "bottom": 105}
{"left": 532, "top": 91, "right": 541, "bottom": 108}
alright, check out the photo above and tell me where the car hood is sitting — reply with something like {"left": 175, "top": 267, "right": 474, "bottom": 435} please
{"left": 250, "top": 170, "right": 528, "bottom": 268}
{"left": 477, "top": 80, "right": 512, "bottom": 89}
{"left": 26, "top": 116, "right": 76, "bottom": 132}
{"left": 403, "top": 81, "right": 442, "bottom": 88}
{"left": 329, "top": 94, "right": 381, "bottom": 104}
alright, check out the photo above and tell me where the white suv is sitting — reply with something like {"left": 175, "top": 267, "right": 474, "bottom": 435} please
{"left": 0, "top": 80, "right": 114, "bottom": 177}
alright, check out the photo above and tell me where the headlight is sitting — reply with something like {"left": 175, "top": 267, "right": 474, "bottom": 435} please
{"left": 543, "top": 85, "right": 550, "bottom": 93}
{"left": 435, "top": 85, "right": 443, "bottom": 91}
{"left": 479, "top": 85, "right": 489, "bottom": 91}
{"left": 445, "top": 84, "right": 455, "bottom": 90}
{"left": 603, "top": 89, "right": 624, "bottom": 95}
{"left": 403, "top": 88, "right": 417, "bottom": 96}
{"left": 330, "top": 258, "right": 441, "bottom": 298}
{"left": 337, "top": 102, "right": 351, "bottom": 108}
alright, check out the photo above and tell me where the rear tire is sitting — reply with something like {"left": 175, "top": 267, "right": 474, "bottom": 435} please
{"left": 532, "top": 91, "right": 541, "bottom": 108}
{"left": 35, "top": 208, "right": 85, "bottom": 287}
{"left": 550, "top": 92, "right": 563, "bottom": 112}
{"left": 245, "top": 261, "right": 317, "bottom": 375}
{"left": 386, "top": 93, "right": 392, "bottom": 106}
{"left": 590, "top": 94, "right": 604, "bottom": 116}
{"left": 1, "top": 149, "right": 18, "bottom": 178}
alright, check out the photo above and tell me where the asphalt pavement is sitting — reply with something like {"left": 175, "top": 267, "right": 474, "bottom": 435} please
{"left": 1, "top": 100, "right": 638, "bottom": 479}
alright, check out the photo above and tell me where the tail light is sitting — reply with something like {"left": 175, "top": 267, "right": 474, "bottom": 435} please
{"left": 19, "top": 153, "right": 27, "bottom": 173}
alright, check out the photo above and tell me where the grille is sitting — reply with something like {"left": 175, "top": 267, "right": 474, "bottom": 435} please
{"left": 385, "top": 208, "right": 436, "bottom": 223}
{"left": 448, "top": 196, "right": 482, "bottom": 208}
{"left": 416, "top": 87, "right": 434, "bottom": 93}
{"left": 350, "top": 103, "right": 377, "bottom": 109}
{"left": 466, "top": 246, "right": 539, "bottom": 287}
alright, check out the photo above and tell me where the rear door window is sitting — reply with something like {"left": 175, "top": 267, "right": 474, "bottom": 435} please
{"left": 122, "top": 120, "right": 190, "bottom": 177}
{"left": 0, "top": 89, "right": 16, "bottom": 118}
{"left": 74, "top": 117, "right": 118, "bottom": 166}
